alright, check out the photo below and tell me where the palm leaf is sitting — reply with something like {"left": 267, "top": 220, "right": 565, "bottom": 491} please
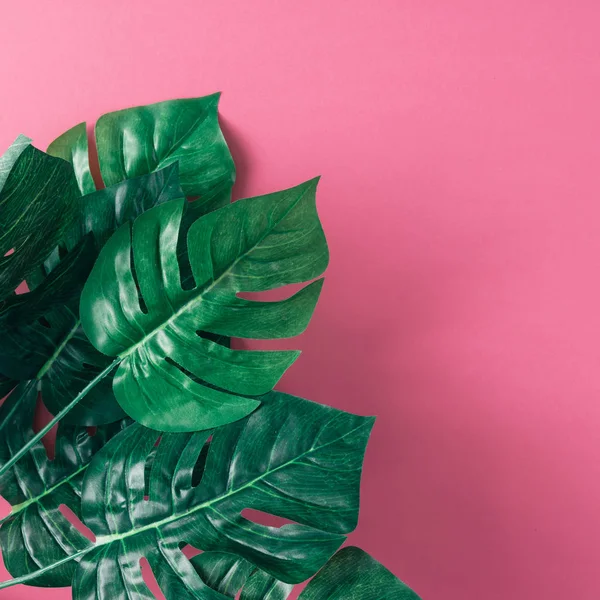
{"left": 80, "top": 179, "right": 328, "bottom": 432}
{"left": 0, "top": 382, "right": 129, "bottom": 586}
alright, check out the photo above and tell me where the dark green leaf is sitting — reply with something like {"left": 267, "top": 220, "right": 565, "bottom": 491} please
{"left": 65, "top": 391, "right": 372, "bottom": 598}
{"left": 65, "top": 163, "right": 185, "bottom": 251}
{"left": 192, "top": 552, "right": 293, "bottom": 599}
{"left": 0, "top": 236, "right": 95, "bottom": 332}
{"left": 0, "top": 134, "right": 31, "bottom": 190}
{"left": 0, "top": 237, "right": 124, "bottom": 425}
{"left": 0, "top": 374, "right": 15, "bottom": 398}
{"left": 0, "top": 145, "right": 79, "bottom": 301}
{"left": 0, "top": 167, "right": 186, "bottom": 425}
{"left": 80, "top": 179, "right": 328, "bottom": 432}
{"left": 95, "top": 94, "right": 235, "bottom": 212}
{"left": 47, "top": 123, "right": 96, "bottom": 195}
{"left": 299, "top": 546, "right": 421, "bottom": 599}
{"left": 191, "top": 547, "right": 422, "bottom": 600}
{"left": 0, "top": 382, "right": 128, "bottom": 586}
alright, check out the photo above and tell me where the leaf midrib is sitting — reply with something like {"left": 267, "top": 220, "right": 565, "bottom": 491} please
{"left": 95, "top": 416, "right": 367, "bottom": 545}
{"left": 0, "top": 416, "right": 369, "bottom": 589}
{"left": 4, "top": 462, "right": 88, "bottom": 521}
{"left": 118, "top": 183, "right": 314, "bottom": 360}
{"left": 35, "top": 318, "right": 80, "bottom": 380}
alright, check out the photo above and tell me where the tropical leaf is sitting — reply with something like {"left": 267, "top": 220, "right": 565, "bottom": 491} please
{"left": 0, "top": 381, "right": 129, "bottom": 586}
{"left": 47, "top": 94, "right": 236, "bottom": 214}
{"left": 0, "top": 167, "right": 186, "bottom": 425}
{"left": 0, "top": 143, "right": 79, "bottom": 301}
{"left": 191, "top": 551, "right": 293, "bottom": 599}
{"left": 0, "top": 134, "right": 31, "bottom": 190}
{"left": 0, "top": 236, "right": 123, "bottom": 425}
{"left": 190, "top": 547, "right": 421, "bottom": 599}
{"left": 47, "top": 123, "right": 95, "bottom": 195}
{"left": 0, "top": 391, "right": 370, "bottom": 596}
{"left": 95, "top": 94, "right": 235, "bottom": 212}
{"left": 299, "top": 546, "right": 421, "bottom": 599}
{"left": 80, "top": 179, "right": 328, "bottom": 432}
{"left": 65, "top": 162, "right": 185, "bottom": 252}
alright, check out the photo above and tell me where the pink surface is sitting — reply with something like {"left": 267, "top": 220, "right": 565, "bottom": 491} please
{"left": 1, "top": 1, "right": 600, "bottom": 598}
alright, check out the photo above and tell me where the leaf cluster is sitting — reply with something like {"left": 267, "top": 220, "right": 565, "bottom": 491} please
{"left": 0, "top": 95, "right": 420, "bottom": 598}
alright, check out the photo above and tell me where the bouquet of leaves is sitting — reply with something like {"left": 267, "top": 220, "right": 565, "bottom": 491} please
{"left": 0, "top": 95, "right": 420, "bottom": 599}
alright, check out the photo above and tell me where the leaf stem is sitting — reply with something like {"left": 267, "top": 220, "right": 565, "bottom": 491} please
{"left": 0, "top": 358, "right": 121, "bottom": 479}
{"left": 0, "top": 548, "right": 92, "bottom": 590}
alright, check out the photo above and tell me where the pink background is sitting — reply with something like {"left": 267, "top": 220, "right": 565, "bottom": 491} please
{"left": 1, "top": 1, "right": 600, "bottom": 598}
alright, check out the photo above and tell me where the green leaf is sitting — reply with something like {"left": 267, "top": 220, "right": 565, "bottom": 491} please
{"left": 95, "top": 94, "right": 235, "bottom": 212}
{"left": 66, "top": 392, "right": 372, "bottom": 599}
{"left": 0, "top": 374, "right": 16, "bottom": 398}
{"left": 0, "top": 167, "right": 186, "bottom": 425}
{"left": 47, "top": 123, "right": 96, "bottom": 195}
{"left": 80, "top": 179, "right": 328, "bottom": 432}
{"left": 0, "top": 237, "right": 124, "bottom": 425}
{"left": 66, "top": 163, "right": 185, "bottom": 252}
{"left": 299, "top": 546, "right": 421, "bottom": 599}
{"left": 0, "top": 382, "right": 129, "bottom": 586}
{"left": 190, "top": 547, "right": 422, "bottom": 600}
{"left": 191, "top": 552, "right": 293, "bottom": 599}
{"left": 0, "top": 134, "right": 31, "bottom": 190}
{"left": 0, "top": 236, "right": 95, "bottom": 337}
{"left": 0, "top": 144, "right": 79, "bottom": 301}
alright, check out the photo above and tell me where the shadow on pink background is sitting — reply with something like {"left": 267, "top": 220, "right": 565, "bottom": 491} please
{"left": 1, "top": 1, "right": 600, "bottom": 598}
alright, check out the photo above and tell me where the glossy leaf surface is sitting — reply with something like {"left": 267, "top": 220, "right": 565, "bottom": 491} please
{"left": 0, "top": 167, "right": 186, "bottom": 425}
{"left": 192, "top": 552, "right": 293, "bottom": 599}
{"left": 299, "top": 546, "right": 421, "bottom": 599}
{"left": 80, "top": 179, "right": 328, "bottom": 431}
{"left": 47, "top": 123, "right": 96, "bottom": 195}
{"left": 95, "top": 94, "right": 235, "bottom": 212}
{"left": 0, "top": 144, "right": 79, "bottom": 300}
{"left": 0, "top": 134, "right": 31, "bottom": 190}
{"left": 68, "top": 391, "right": 372, "bottom": 598}
{"left": 0, "top": 382, "right": 128, "bottom": 586}
{"left": 66, "top": 163, "right": 185, "bottom": 251}
{"left": 192, "top": 547, "right": 421, "bottom": 600}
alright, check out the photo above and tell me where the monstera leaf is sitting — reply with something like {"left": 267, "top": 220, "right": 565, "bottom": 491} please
{"left": 80, "top": 179, "right": 328, "bottom": 431}
{"left": 299, "top": 547, "right": 420, "bottom": 599}
{"left": 0, "top": 392, "right": 373, "bottom": 596}
{"left": 0, "top": 134, "right": 31, "bottom": 189}
{"left": 0, "top": 142, "right": 79, "bottom": 301}
{"left": 47, "top": 123, "right": 95, "bottom": 195}
{"left": 48, "top": 94, "right": 235, "bottom": 213}
{"left": 0, "top": 236, "right": 97, "bottom": 379}
{"left": 69, "top": 391, "right": 372, "bottom": 599}
{"left": 0, "top": 381, "right": 128, "bottom": 586}
{"left": 0, "top": 235, "right": 123, "bottom": 425}
{"left": 191, "top": 547, "right": 421, "bottom": 599}
{"left": 0, "top": 167, "right": 186, "bottom": 426}
{"left": 191, "top": 551, "right": 293, "bottom": 599}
